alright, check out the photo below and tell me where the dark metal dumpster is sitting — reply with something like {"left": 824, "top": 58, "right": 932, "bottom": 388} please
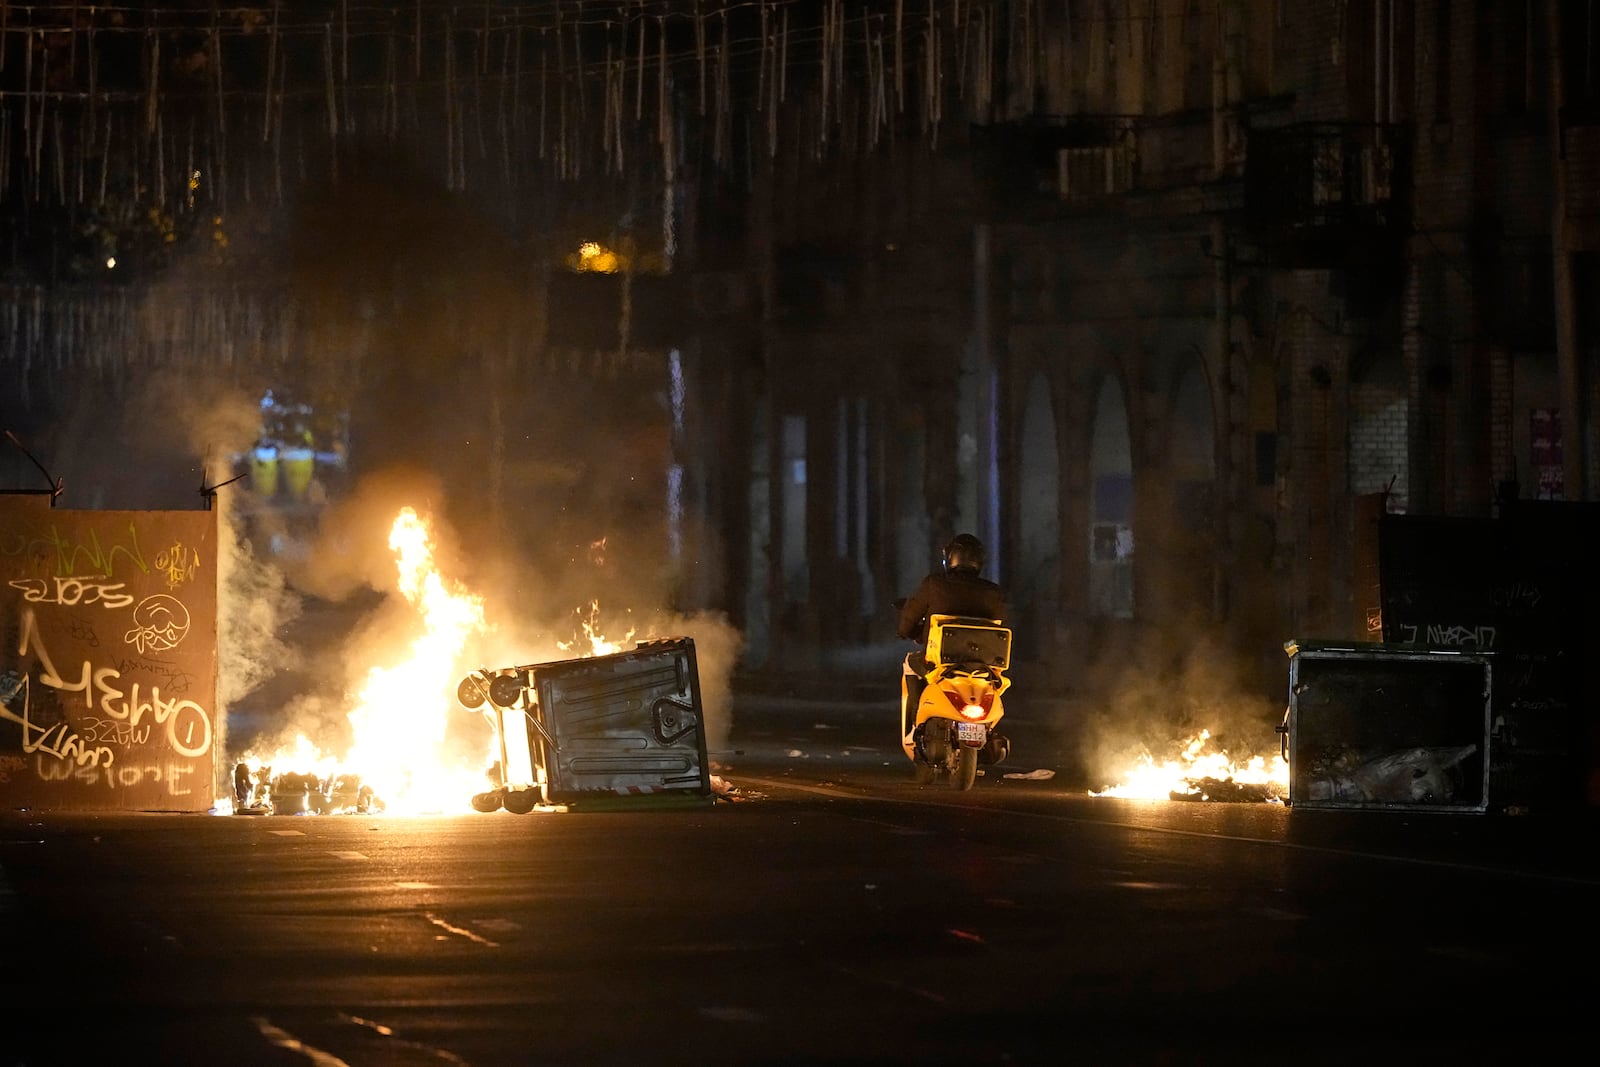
{"left": 464, "top": 638, "right": 711, "bottom": 807}
{"left": 1282, "top": 641, "right": 1491, "bottom": 813}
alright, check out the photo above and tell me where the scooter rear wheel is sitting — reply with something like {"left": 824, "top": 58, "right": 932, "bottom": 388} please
{"left": 912, "top": 761, "right": 937, "bottom": 785}
{"left": 951, "top": 747, "right": 978, "bottom": 790}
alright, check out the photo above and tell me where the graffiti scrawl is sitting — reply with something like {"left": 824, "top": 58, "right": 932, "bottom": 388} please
{"left": 124, "top": 595, "right": 192, "bottom": 654}
{"left": 2, "top": 499, "right": 217, "bottom": 812}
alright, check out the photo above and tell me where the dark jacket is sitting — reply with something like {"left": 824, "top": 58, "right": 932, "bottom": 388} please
{"left": 897, "top": 568, "right": 1006, "bottom": 642}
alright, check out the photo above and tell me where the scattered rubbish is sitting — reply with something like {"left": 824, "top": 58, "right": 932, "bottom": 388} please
{"left": 710, "top": 775, "right": 764, "bottom": 802}
{"left": 1308, "top": 744, "right": 1478, "bottom": 805}
{"left": 230, "top": 763, "right": 383, "bottom": 816}
{"left": 787, "top": 749, "right": 805, "bottom": 758}
{"left": 1170, "top": 777, "right": 1277, "bottom": 803}
{"left": 1002, "top": 768, "right": 1056, "bottom": 781}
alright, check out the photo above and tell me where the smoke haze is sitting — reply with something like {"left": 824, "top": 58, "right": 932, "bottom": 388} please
{"left": 4, "top": 158, "right": 745, "bottom": 800}
{"left": 1075, "top": 628, "right": 1285, "bottom": 790}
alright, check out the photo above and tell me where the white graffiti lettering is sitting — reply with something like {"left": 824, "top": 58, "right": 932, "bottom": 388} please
{"left": 95, "top": 682, "right": 212, "bottom": 758}
{"left": 1425, "top": 623, "right": 1496, "bottom": 649}
{"left": 37, "top": 758, "right": 110, "bottom": 786}
{"left": 36, "top": 758, "right": 193, "bottom": 794}
{"left": 1492, "top": 582, "right": 1544, "bottom": 609}
{"left": 79, "top": 716, "right": 154, "bottom": 747}
{"left": 17, "top": 609, "right": 213, "bottom": 758}
{"left": 124, "top": 594, "right": 191, "bottom": 654}
{"left": 0, "top": 676, "right": 115, "bottom": 770}
{"left": 7, "top": 577, "right": 134, "bottom": 610}
{"left": 112, "top": 762, "right": 195, "bottom": 795}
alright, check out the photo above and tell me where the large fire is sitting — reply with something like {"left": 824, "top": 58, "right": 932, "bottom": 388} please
{"left": 1090, "top": 729, "right": 1289, "bottom": 802}
{"left": 230, "top": 506, "right": 497, "bottom": 815}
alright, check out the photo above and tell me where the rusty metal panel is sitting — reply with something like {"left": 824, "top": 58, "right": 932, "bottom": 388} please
{"left": 0, "top": 495, "right": 218, "bottom": 812}
{"left": 1285, "top": 642, "right": 1491, "bottom": 813}
{"left": 525, "top": 638, "right": 709, "bottom": 804}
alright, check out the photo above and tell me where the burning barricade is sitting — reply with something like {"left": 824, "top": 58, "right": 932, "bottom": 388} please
{"left": 457, "top": 637, "right": 713, "bottom": 812}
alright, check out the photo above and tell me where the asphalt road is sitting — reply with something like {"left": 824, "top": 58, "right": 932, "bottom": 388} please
{"left": 2, "top": 691, "right": 1596, "bottom": 1066}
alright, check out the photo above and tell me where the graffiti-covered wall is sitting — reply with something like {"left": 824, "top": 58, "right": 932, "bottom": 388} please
{"left": 0, "top": 495, "right": 217, "bottom": 812}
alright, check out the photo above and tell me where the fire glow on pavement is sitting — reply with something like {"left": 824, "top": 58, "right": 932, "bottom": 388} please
{"left": 1090, "top": 729, "right": 1289, "bottom": 802}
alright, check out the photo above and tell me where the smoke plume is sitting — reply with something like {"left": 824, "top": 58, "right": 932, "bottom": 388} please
{"left": 1075, "top": 627, "right": 1284, "bottom": 791}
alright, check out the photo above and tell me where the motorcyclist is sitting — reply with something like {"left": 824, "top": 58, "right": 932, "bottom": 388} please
{"left": 897, "top": 533, "right": 1006, "bottom": 738}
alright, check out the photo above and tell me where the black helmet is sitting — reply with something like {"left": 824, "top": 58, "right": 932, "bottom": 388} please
{"left": 943, "top": 533, "right": 985, "bottom": 574}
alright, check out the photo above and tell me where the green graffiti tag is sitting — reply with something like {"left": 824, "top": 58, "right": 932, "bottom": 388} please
{"left": 0, "top": 521, "right": 151, "bottom": 578}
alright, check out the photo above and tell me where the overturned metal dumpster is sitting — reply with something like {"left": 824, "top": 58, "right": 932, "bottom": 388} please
{"left": 458, "top": 637, "right": 711, "bottom": 810}
{"left": 1282, "top": 641, "right": 1491, "bottom": 813}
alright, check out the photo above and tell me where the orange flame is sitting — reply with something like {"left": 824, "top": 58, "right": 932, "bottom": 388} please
{"left": 236, "top": 507, "right": 496, "bottom": 814}
{"left": 558, "top": 599, "right": 636, "bottom": 658}
{"left": 1090, "top": 729, "right": 1289, "bottom": 801}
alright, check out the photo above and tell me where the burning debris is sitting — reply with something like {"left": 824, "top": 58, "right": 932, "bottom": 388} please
{"left": 225, "top": 501, "right": 717, "bottom": 817}
{"left": 1090, "top": 730, "right": 1289, "bottom": 803}
{"left": 230, "top": 762, "right": 382, "bottom": 816}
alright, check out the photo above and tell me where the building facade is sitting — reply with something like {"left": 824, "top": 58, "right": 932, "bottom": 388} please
{"left": 709, "top": 1, "right": 1600, "bottom": 705}
{"left": 1, "top": 2, "right": 1596, "bottom": 705}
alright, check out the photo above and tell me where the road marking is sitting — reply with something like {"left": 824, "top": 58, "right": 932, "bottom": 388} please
{"left": 424, "top": 912, "right": 499, "bottom": 947}
{"left": 738, "top": 775, "right": 1600, "bottom": 888}
{"left": 833, "top": 964, "right": 949, "bottom": 1006}
{"left": 337, "top": 1013, "right": 470, "bottom": 1066}
{"left": 252, "top": 1017, "right": 352, "bottom": 1067}
{"left": 327, "top": 851, "right": 368, "bottom": 860}
{"left": 396, "top": 881, "right": 437, "bottom": 889}
{"left": 267, "top": 829, "right": 305, "bottom": 837}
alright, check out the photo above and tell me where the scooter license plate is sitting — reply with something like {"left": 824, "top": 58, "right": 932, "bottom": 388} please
{"left": 956, "top": 722, "right": 987, "bottom": 746}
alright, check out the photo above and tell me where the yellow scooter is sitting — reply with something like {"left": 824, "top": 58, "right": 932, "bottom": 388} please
{"left": 900, "top": 613, "right": 1012, "bottom": 790}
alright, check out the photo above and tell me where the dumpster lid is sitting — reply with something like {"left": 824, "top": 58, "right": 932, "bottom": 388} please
{"left": 1283, "top": 638, "right": 1491, "bottom": 659}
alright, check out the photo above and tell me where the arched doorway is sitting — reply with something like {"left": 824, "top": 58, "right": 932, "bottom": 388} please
{"left": 1089, "top": 375, "right": 1134, "bottom": 619}
{"left": 1168, "top": 361, "right": 1217, "bottom": 620}
{"left": 1017, "top": 374, "right": 1061, "bottom": 654}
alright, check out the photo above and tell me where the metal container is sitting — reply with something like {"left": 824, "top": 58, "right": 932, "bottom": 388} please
{"left": 1282, "top": 641, "right": 1491, "bottom": 813}
{"left": 477, "top": 638, "right": 708, "bottom": 806}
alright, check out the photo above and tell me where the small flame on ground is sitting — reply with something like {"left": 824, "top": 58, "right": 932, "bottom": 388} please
{"left": 558, "top": 599, "right": 636, "bottom": 657}
{"left": 1090, "top": 729, "right": 1289, "bottom": 801}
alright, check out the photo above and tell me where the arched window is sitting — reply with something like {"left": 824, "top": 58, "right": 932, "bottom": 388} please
{"left": 1017, "top": 375, "right": 1061, "bottom": 609}
{"left": 1169, "top": 362, "right": 1217, "bottom": 619}
{"left": 1089, "top": 375, "right": 1134, "bottom": 618}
